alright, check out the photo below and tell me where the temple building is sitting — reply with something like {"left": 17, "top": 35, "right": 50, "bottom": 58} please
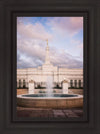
{"left": 17, "top": 40, "right": 83, "bottom": 89}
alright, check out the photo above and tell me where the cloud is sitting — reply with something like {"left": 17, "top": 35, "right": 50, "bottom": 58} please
{"left": 46, "top": 17, "right": 83, "bottom": 37}
{"left": 17, "top": 17, "right": 83, "bottom": 69}
{"left": 17, "top": 51, "right": 35, "bottom": 68}
{"left": 17, "top": 38, "right": 83, "bottom": 69}
{"left": 17, "top": 39, "right": 46, "bottom": 68}
{"left": 17, "top": 19, "right": 52, "bottom": 41}
{"left": 50, "top": 47, "right": 83, "bottom": 68}
{"left": 17, "top": 53, "right": 43, "bottom": 69}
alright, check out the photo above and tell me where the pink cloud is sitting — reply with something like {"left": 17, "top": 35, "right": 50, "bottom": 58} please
{"left": 17, "top": 37, "right": 83, "bottom": 69}
{"left": 17, "top": 21, "right": 52, "bottom": 40}
{"left": 47, "top": 17, "right": 83, "bottom": 36}
{"left": 17, "top": 17, "right": 83, "bottom": 69}
{"left": 17, "top": 39, "right": 46, "bottom": 61}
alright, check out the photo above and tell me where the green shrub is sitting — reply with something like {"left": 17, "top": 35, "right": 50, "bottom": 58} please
{"left": 39, "top": 90, "right": 46, "bottom": 93}
{"left": 39, "top": 90, "right": 43, "bottom": 93}
{"left": 53, "top": 90, "right": 56, "bottom": 93}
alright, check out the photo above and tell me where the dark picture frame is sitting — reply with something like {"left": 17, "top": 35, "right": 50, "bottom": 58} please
{"left": 0, "top": 0, "right": 100, "bottom": 134}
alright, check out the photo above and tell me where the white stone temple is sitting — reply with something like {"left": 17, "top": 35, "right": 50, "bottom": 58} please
{"left": 17, "top": 40, "right": 83, "bottom": 90}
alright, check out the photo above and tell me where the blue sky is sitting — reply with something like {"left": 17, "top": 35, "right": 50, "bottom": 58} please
{"left": 17, "top": 17, "right": 83, "bottom": 69}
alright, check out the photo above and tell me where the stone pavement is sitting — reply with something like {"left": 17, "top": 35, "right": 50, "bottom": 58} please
{"left": 17, "top": 107, "right": 83, "bottom": 118}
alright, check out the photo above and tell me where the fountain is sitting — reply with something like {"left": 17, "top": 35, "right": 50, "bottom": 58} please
{"left": 17, "top": 79, "right": 83, "bottom": 108}
{"left": 46, "top": 76, "right": 53, "bottom": 97}
{"left": 17, "top": 40, "right": 83, "bottom": 108}
{"left": 17, "top": 78, "right": 83, "bottom": 108}
{"left": 17, "top": 93, "right": 83, "bottom": 108}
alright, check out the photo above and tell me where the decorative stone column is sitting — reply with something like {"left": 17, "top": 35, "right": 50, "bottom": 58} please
{"left": 62, "top": 80, "right": 68, "bottom": 94}
{"left": 28, "top": 80, "right": 35, "bottom": 94}
{"left": 21, "top": 79, "right": 23, "bottom": 88}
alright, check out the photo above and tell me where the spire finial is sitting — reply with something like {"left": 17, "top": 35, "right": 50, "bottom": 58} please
{"left": 46, "top": 39, "right": 48, "bottom": 47}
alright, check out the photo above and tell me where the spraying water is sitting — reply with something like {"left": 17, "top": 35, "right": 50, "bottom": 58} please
{"left": 46, "top": 75, "right": 53, "bottom": 97}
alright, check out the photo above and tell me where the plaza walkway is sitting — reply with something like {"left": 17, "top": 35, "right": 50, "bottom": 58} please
{"left": 17, "top": 107, "right": 83, "bottom": 118}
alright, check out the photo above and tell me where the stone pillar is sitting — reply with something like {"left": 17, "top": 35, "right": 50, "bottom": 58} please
{"left": 21, "top": 79, "right": 23, "bottom": 88}
{"left": 28, "top": 80, "right": 35, "bottom": 94}
{"left": 62, "top": 80, "right": 68, "bottom": 94}
{"left": 76, "top": 80, "right": 78, "bottom": 88}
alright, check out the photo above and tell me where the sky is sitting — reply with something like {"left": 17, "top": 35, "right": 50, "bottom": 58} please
{"left": 17, "top": 17, "right": 83, "bottom": 69}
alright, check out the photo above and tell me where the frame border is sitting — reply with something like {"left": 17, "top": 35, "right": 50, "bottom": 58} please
{"left": 13, "top": 11, "right": 88, "bottom": 123}
{"left": 0, "top": 0, "right": 100, "bottom": 134}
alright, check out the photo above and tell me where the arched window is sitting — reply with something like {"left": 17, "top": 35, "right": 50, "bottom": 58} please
{"left": 70, "top": 80, "right": 73, "bottom": 87}
{"left": 19, "top": 79, "right": 21, "bottom": 88}
{"left": 23, "top": 79, "right": 26, "bottom": 88}
{"left": 79, "top": 80, "right": 81, "bottom": 88}
{"left": 75, "top": 80, "right": 77, "bottom": 88}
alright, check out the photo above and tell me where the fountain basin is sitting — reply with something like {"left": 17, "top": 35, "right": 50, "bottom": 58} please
{"left": 17, "top": 94, "right": 83, "bottom": 108}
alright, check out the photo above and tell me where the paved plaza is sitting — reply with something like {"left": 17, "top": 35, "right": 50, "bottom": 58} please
{"left": 17, "top": 107, "right": 83, "bottom": 118}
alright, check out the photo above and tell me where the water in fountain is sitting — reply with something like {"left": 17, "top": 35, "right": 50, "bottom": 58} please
{"left": 46, "top": 76, "right": 53, "bottom": 97}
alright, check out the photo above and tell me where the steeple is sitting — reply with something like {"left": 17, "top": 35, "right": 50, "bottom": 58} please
{"left": 45, "top": 39, "right": 51, "bottom": 64}
{"left": 42, "top": 39, "right": 55, "bottom": 71}
{"left": 46, "top": 39, "right": 48, "bottom": 47}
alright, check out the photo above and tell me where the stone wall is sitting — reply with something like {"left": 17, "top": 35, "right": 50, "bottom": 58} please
{"left": 17, "top": 89, "right": 83, "bottom": 95}
{"left": 17, "top": 89, "right": 28, "bottom": 95}
{"left": 68, "top": 89, "right": 83, "bottom": 95}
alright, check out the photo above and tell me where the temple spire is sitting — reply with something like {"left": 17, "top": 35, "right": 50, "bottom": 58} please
{"left": 46, "top": 39, "right": 48, "bottom": 47}
{"left": 45, "top": 39, "right": 50, "bottom": 64}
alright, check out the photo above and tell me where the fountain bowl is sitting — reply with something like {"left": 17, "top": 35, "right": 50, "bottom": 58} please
{"left": 17, "top": 94, "right": 83, "bottom": 108}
